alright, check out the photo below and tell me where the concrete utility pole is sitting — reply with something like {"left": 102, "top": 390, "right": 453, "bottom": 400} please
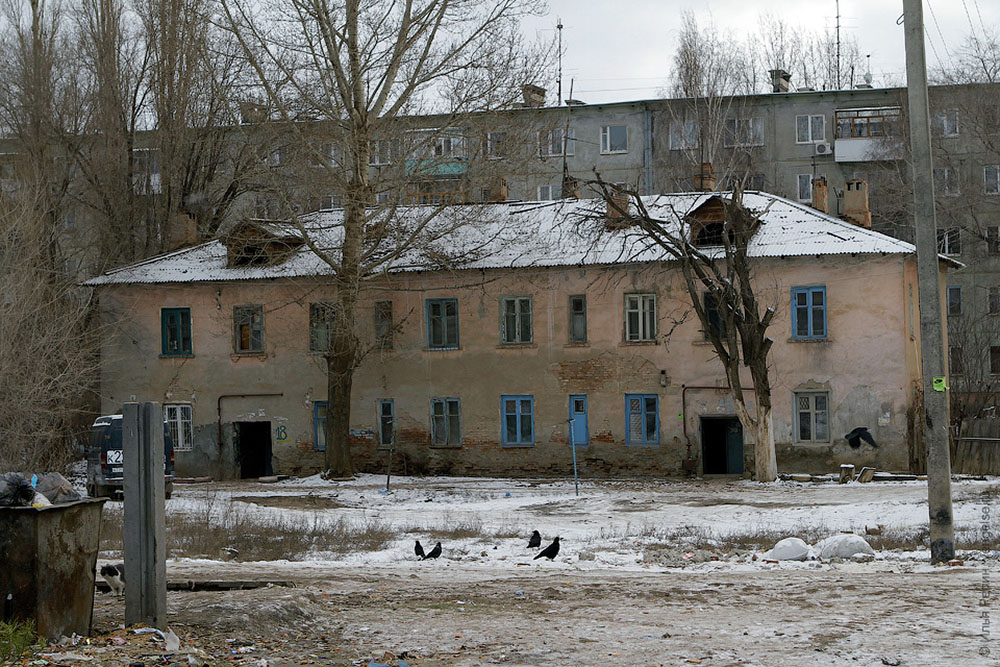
{"left": 902, "top": 0, "right": 955, "bottom": 564}
{"left": 123, "top": 402, "right": 167, "bottom": 627}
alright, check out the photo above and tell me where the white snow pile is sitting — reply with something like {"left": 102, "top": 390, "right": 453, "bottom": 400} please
{"left": 763, "top": 537, "right": 816, "bottom": 561}
{"left": 814, "top": 533, "right": 876, "bottom": 560}
{"left": 763, "top": 534, "right": 876, "bottom": 561}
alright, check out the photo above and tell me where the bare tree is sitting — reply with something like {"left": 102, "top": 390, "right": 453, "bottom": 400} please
{"left": 586, "top": 181, "right": 778, "bottom": 481}
{"left": 218, "top": 0, "right": 550, "bottom": 475}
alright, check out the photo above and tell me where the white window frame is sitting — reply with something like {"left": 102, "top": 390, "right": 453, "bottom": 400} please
{"left": 938, "top": 227, "right": 961, "bottom": 256}
{"left": 724, "top": 117, "right": 764, "bottom": 148}
{"left": 486, "top": 131, "right": 506, "bottom": 159}
{"left": 932, "top": 109, "right": 960, "bottom": 137}
{"left": 624, "top": 293, "right": 656, "bottom": 342}
{"left": 795, "top": 114, "right": 826, "bottom": 143}
{"left": 934, "top": 167, "right": 960, "bottom": 196}
{"left": 600, "top": 125, "right": 628, "bottom": 154}
{"left": 668, "top": 120, "right": 698, "bottom": 150}
{"left": 797, "top": 173, "right": 825, "bottom": 203}
{"left": 538, "top": 128, "right": 575, "bottom": 157}
{"left": 164, "top": 404, "right": 194, "bottom": 451}
{"left": 794, "top": 391, "right": 830, "bottom": 443}
{"left": 132, "top": 148, "right": 162, "bottom": 195}
{"left": 433, "top": 135, "right": 463, "bottom": 158}
{"left": 537, "top": 183, "right": 560, "bottom": 201}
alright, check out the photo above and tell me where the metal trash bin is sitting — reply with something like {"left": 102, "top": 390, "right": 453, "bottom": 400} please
{"left": 0, "top": 498, "right": 107, "bottom": 641}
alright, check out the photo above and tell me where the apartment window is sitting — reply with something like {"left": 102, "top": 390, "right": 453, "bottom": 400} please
{"left": 937, "top": 228, "right": 961, "bottom": 256}
{"left": 233, "top": 305, "right": 264, "bottom": 353}
{"left": 987, "top": 227, "right": 1000, "bottom": 254}
{"left": 132, "top": 148, "right": 161, "bottom": 194}
{"left": 985, "top": 165, "right": 1000, "bottom": 195}
{"left": 433, "top": 135, "right": 463, "bottom": 158}
{"left": 426, "top": 298, "right": 459, "bottom": 349}
{"left": 797, "top": 173, "right": 825, "bottom": 202}
{"left": 164, "top": 404, "right": 193, "bottom": 451}
{"left": 538, "top": 183, "right": 561, "bottom": 200}
{"left": 370, "top": 139, "right": 398, "bottom": 166}
{"left": 933, "top": 167, "right": 959, "bottom": 196}
{"left": 625, "top": 293, "right": 656, "bottom": 342}
{"left": 499, "top": 297, "right": 532, "bottom": 344}
{"left": 160, "top": 308, "right": 192, "bottom": 356}
{"left": 486, "top": 131, "right": 507, "bottom": 159}
{"left": 309, "top": 142, "right": 338, "bottom": 167}
{"left": 723, "top": 118, "right": 764, "bottom": 147}
{"left": 431, "top": 398, "right": 461, "bottom": 446}
{"left": 379, "top": 399, "right": 394, "bottom": 448}
{"left": 932, "top": 109, "right": 959, "bottom": 137}
{"left": 791, "top": 286, "right": 827, "bottom": 339}
{"left": 726, "top": 172, "right": 765, "bottom": 191}
{"left": 501, "top": 395, "right": 534, "bottom": 446}
{"left": 990, "top": 287, "right": 1000, "bottom": 314}
{"left": 703, "top": 292, "right": 724, "bottom": 340}
{"left": 538, "top": 128, "right": 575, "bottom": 157}
{"left": 374, "top": 301, "right": 393, "bottom": 349}
{"left": 947, "top": 286, "right": 962, "bottom": 317}
{"left": 795, "top": 392, "right": 830, "bottom": 442}
{"left": 313, "top": 402, "right": 327, "bottom": 451}
{"left": 601, "top": 125, "right": 628, "bottom": 153}
{"left": 309, "top": 302, "right": 337, "bottom": 353}
{"left": 569, "top": 295, "right": 587, "bottom": 343}
{"left": 950, "top": 346, "right": 965, "bottom": 375}
{"left": 834, "top": 107, "right": 902, "bottom": 138}
{"left": 795, "top": 114, "right": 825, "bottom": 143}
{"left": 626, "top": 394, "right": 659, "bottom": 444}
{"left": 991, "top": 346, "right": 1000, "bottom": 374}
{"left": 669, "top": 120, "right": 698, "bottom": 150}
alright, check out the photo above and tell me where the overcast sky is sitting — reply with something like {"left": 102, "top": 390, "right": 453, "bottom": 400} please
{"left": 522, "top": 0, "right": 1000, "bottom": 105}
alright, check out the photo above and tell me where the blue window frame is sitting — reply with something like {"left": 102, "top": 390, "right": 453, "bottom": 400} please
{"left": 426, "top": 298, "right": 459, "bottom": 349}
{"left": 501, "top": 395, "right": 534, "bottom": 446}
{"left": 791, "top": 286, "right": 827, "bottom": 339}
{"left": 626, "top": 394, "right": 659, "bottom": 444}
{"left": 313, "top": 401, "right": 328, "bottom": 451}
{"left": 161, "top": 307, "right": 192, "bottom": 356}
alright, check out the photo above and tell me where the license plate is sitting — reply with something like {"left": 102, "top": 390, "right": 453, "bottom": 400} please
{"left": 112, "top": 467, "right": 123, "bottom": 474}
{"left": 107, "top": 449, "right": 123, "bottom": 465}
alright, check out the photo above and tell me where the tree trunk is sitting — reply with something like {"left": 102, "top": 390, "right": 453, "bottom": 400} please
{"left": 324, "top": 322, "right": 356, "bottom": 477}
{"left": 754, "top": 405, "right": 777, "bottom": 482}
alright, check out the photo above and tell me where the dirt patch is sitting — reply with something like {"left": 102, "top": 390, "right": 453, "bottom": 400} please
{"left": 232, "top": 494, "right": 344, "bottom": 509}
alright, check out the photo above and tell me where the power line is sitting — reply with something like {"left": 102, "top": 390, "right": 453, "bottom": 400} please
{"left": 925, "top": 0, "right": 953, "bottom": 68}
{"left": 961, "top": 0, "right": 979, "bottom": 42}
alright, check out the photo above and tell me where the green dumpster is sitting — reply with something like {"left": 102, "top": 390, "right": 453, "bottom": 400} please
{"left": 0, "top": 498, "right": 106, "bottom": 641}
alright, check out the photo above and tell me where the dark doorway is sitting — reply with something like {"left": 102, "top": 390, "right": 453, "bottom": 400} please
{"left": 701, "top": 417, "right": 744, "bottom": 474}
{"left": 235, "top": 421, "right": 273, "bottom": 479}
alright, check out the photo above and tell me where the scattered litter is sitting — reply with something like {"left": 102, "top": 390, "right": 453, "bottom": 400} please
{"left": 0, "top": 472, "right": 35, "bottom": 506}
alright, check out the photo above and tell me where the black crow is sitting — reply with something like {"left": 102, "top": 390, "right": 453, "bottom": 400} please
{"left": 533, "top": 536, "right": 560, "bottom": 560}
{"left": 414, "top": 540, "right": 425, "bottom": 558}
{"left": 100, "top": 563, "right": 125, "bottom": 597}
{"left": 845, "top": 427, "right": 878, "bottom": 448}
{"left": 422, "top": 542, "right": 442, "bottom": 560}
{"left": 527, "top": 530, "right": 541, "bottom": 549}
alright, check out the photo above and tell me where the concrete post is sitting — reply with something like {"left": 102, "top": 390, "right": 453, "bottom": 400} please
{"left": 902, "top": 0, "right": 955, "bottom": 563}
{"left": 123, "top": 402, "right": 167, "bottom": 627}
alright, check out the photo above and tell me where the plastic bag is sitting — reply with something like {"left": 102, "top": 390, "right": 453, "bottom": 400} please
{"left": 35, "top": 472, "right": 80, "bottom": 504}
{"left": 0, "top": 472, "right": 36, "bottom": 507}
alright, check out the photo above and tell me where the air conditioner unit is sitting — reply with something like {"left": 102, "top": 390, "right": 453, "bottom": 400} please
{"left": 814, "top": 142, "right": 833, "bottom": 156}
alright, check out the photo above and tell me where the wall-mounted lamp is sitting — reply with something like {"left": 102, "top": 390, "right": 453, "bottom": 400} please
{"left": 660, "top": 370, "right": 668, "bottom": 387}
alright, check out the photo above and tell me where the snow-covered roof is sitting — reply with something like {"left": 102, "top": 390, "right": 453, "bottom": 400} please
{"left": 85, "top": 191, "right": 939, "bottom": 286}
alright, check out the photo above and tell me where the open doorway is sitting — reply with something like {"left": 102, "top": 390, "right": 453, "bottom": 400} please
{"left": 235, "top": 421, "right": 273, "bottom": 479}
{"left": 701, "top": 417, "right": 743, "bottom": 474}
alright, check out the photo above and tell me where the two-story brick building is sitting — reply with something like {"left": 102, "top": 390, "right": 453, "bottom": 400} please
{"left": 88, "top": 190, "right": 953, "bottom": 479}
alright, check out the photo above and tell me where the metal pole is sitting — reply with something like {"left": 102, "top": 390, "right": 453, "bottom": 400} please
{"left": 569, "top": 418, "right": 579, "bottom": 497}
{"left": 123, "top": 402, "right": 167, "bottom": 628}
{"left": 385, "top": 445, "right": 393, "bottom": 490}
{"left": 902, "top": 0, "right": 955, "bottom": 563}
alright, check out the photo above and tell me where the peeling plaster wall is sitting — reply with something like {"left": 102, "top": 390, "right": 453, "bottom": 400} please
{"left": 97, "top": 253, "right": 930, "bottom": 479}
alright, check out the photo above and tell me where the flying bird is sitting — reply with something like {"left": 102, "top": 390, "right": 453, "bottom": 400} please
{"left": 533, "top": 536, "right": 560, "bottom": 561}
{"left": 100, "top": 563, "right": 125, "bottom": 597}
{"left": 422, "top": 542, "right": 442, "bottom": 560}
{"left": 845, "top": 427, "right": 878, "bottom": 448}
{"left": 527, "top": 530, "right": 541, "bottom": 549}
{"left": 414, "top": 540, "right": 425, "bottom": 558}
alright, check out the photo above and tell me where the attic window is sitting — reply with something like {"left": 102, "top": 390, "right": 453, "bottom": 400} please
{"left": 234, "top": 244, "right": 269, "bottom": 267}
{"left": 695, "top": 222, "right": 725, "bottom": 247}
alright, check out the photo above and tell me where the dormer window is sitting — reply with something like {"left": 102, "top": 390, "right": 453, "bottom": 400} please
{"left": 233, "top": 244, "right": 269, "bottom": 267}
{"left": 223, "top": 220, "right": 305, "bottom": 268}
{"left": 695, "top": 222, "right": 725, "bottom": 247}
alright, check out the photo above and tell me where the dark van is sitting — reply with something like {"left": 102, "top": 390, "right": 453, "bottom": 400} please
{"left": 86, "top": 414, "right": 175, "bottom": 499}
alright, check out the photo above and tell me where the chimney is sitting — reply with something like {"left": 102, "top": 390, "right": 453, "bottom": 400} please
{"left": 843, "top": 178, "right": 872, "bottom": 228}
{"left": 521, "top": 84, "right": 546, "bottom": 108}
{"left": 811, "top": 176, "right": 829, "bottom": 214}
{"left": 605, "top": 185, "right": 630, "bottom": 227}
{"left": 693, "top": 162, "right": 716, "bottom": 192}
{"left": 768, "top": 69, "right": 792, "bottom": 93}
{"left": 561, "top": 174, "right": 579, "bottom": 199}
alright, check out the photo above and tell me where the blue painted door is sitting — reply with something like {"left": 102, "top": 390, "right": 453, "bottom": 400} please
{"left": 725, "top": 421, "right": 744, "bottom": 473}
{"left": 569, "top": 395, "right": 588, "bottom": 445}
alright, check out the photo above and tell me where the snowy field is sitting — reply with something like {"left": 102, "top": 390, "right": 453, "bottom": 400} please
{"left": 65, "top": 474, "right": 1000, "bottom": 665}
